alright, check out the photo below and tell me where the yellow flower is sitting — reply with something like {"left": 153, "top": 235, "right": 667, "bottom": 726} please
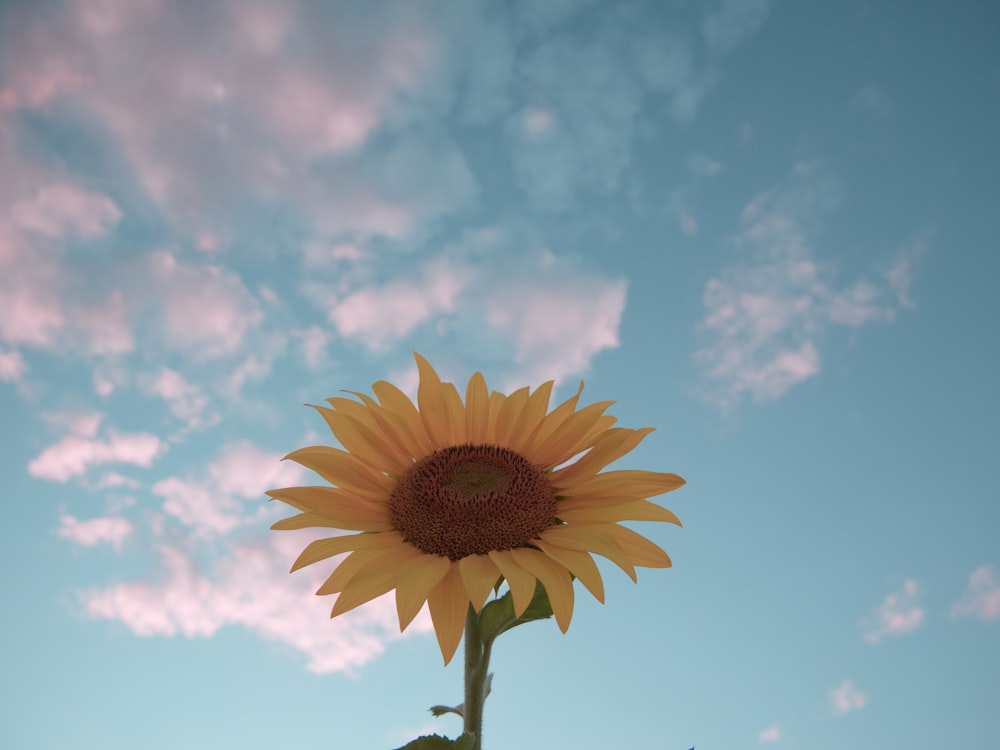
{"left": 268, "top": 353, "right": 685, "bottom": 664}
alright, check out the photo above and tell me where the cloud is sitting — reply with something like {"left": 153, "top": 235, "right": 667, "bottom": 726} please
{"left": 80, "top": 533, "right": 434, "bottom": 675}
{"left": 327, "top": 259, "right": 471, "bottom": 351}
{"left": 307, "top": 229, "right": 628, "bottom": 386}
{"left": 701, "top": 0, "right": 778, "bottom": 58}
{"left": 9, "top": 182, "right": 121, "bottom": 240}
{"left": 861, "top": 579, "right": 924, "bottom": 644}
{"left": 0, "top": 0, "right": 441, "bottom": 236}
{"left": 142, "top": 367, "right": 216, "bottom": 433}
{"left": 485, "top": 275, "right": 627, "bottom": 388}
{"left": 829, "top": 679, "right": 867, "bottom": 716}
{"left": 758, "top": 723, "right": 781, "bottom": 743}
{"left": 56, "top": 514, "right": 133, "bottom": 551}
{"left": 29, "top": 427, "right": 165, "bottom": 483}
{"left": 695, "top": 165, "right": 920, "bottom": 409}
{"left": 143, "top": 251, "right": 263, "bottom": 359}
{"left": 153, "top": 440, "right": 304, "bottom": 538}
{"left": 951, "top": 566, "right": 1000, "bottom": 621}
{"left": 0, "top": 348, "right": 27, "bottom": 382}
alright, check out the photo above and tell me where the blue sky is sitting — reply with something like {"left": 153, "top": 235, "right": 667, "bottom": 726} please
{"left": 1, "top": 0, "right": 998, "bottom": 747}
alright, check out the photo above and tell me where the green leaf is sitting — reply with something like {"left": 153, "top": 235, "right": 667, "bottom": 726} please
{"left": 428, "top": 704, "right": 463, "bottom": 718}
{"left": 478, "top": 579, "right": 553, "bottom": 646}
{"left": 393, "top": 733, "right": 475, "bottom": 750}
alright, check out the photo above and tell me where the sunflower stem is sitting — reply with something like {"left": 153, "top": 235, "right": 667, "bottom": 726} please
{"left": 463, "top": 605, "right": 491, "bottom": 750}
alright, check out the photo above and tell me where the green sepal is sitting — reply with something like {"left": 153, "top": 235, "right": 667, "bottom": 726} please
{"left": 428, "top": 704, "right": 463, "bottom": 718}
{"left": 392, "top": 733, "right": 475, "bottom": 750}
{"left": 478, "top": 579, "right": 553, "bottom": 646}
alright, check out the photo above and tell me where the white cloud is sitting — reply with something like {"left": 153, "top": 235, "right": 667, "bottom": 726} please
{"left": 56, "top": 514, "right": 133, "bottom": 551}
{"left": 829, "top": 679, "right": 867, "bottom": 716}
{"left": 29, "top": 423, "right": 165, "bottom": 483}
{"left": 80, "top": 533, "right": 435, "bottom": 675}
{"left": 485, "top": 276, "right": 627, "bottom": 387}
{"left": 758, "top": 723, "right": 781, "bottom": 743}
{"left": 9, "top": 182, "right": 121, "bottom": 240}
{"left": 0, "top": 348, "right": 27, "bottom": 381}
{"left": 328, "top": 260, "right": 471, "bottom": 350}
{"left": 861, "top": 579, "right": 925, "bottom": 644}
{"left": 696, "top": 166, "right": 919, "bottom": 409}
{"left": 143, "top": 251, "right": 263, "bottom": 359}
{"left": 951, "top": 565, "right": 1000, "bottom": 622}
{"left": 143, "top": 367, "right": 215, "bottom": 432}
{"left": 154, "top": 440, "right": 304, "bottom": 538}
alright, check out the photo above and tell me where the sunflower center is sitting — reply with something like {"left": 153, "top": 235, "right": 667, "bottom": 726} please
{"left": 389, "top": 443, "right": 557, "bottom": 560}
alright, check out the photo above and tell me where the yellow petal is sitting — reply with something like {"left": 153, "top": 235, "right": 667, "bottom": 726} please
{"left": 557, "top": 499, "right": 682, "bottom": 526}
{"left": 487, "top": 549, "right": 538, "bottom": 617}
{"left": 395, "top": 554, "right": 452, "bottom": 631}
{"left": 549, "top": 427, "right": 654, "bottom": 488}
{"left": 603, "top": 524, "right": 673, "bottom": 568}
{"left": 372, "top": 380, "right": 436, "bottom": 458}
{"left": 493, "top": 386, "right": 530, "bottom": 448}
{"left": 316, "top": 547, "right": 402, "bottom": 595}
{"left": 270, "top": 512, "right": 351, "bottom": 531}
{"left": 290, "top": 531, "right": 403, "bottom": 572}
{"left": 508, "top": 547, "right": 575, "bottom": 632}
{"left": 266, "top": 487, "right": 393, "bottom": 531}
{"left": 531, "top": 400, "right": 617, "bottom": 470}
{"left": 283, "top": 446, "right": 393, "bottom": 496}
{"left": 441, "top": 380, "right": 467, "bottom": 445}
{"left": 427, "top": 564, "right": 468, "bottom": 665}
{"left": 569, "top": 470, "right": 686, "bottom": 500}
{"left": 484, "top": 390, "right": 506, "bottom": 443}
{"left": 331, "top": 545, "right": 422, "bottom": 617}
{"left": 464, "top": 372, "right": 490, "bottom": 443}
{"left": 505, "top": 380, "right": 554, "bottom": 454}
{"left": 540, "top": 525, "right": 637, "bottom": 582}
{"left": 458, "top": 554, "right": 501, "bottom": 613}
{"left": 415, "top": 352, "right": 453, "bottom": 448}
{"left": 310, "top": 405, "right": 411, "bottom": 474}
{"left": 534, "top": 540, "right": 605, "bottom": 603}
{"left": 342, "top": 389, "right": 425, "bottom": 462}
{"left": 522, "top": 381, "right": 584, "bottom": 453}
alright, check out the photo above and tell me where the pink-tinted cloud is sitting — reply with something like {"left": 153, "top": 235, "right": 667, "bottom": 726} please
{"left": 10, "top": 183, "right": 121, "bottom": 240}
{"left": 758, "top": 724, "right": 781, "bottom": 743}
{"left": 861, "top": 579, "right": 924, "bottom": 644}
{"left": 829, "top": 679, "right": 867, "bottom": 715}
{"left": 56, "top": 514, "right": 133, "bottom": 551}
{"left": 80, "top": 533, "right": 435, "bottom": 675}
{"left": 29, "top": 430, "right": 165, "bottom": 483}
{"left": 75, "top": 291, "right": 135, "bottom": 355}
{"left": 144, "top": 251, "right": 262, "bottom": 359}
{"left": 696, "top": 165, "right": 918, "bottom": 409}
{"left": 0, "top": 348, "right": 27, "bottom": 381}
{"left": 327, "top": 261, "right": 471, "bottom": 350}
{"left": 486, "top": 276, "right": 627, "bottom": 387}
{"left": 0, "top": 0, "right": 437, "bottom": 235}
{"left": 951, "top": 565, "right": 1000, "bottom": 621}
{"left": 142, "top": 367, "right": 216, "bottom": 433}
{"left": 154, "top": 440, "right": 304, "bottom": 537}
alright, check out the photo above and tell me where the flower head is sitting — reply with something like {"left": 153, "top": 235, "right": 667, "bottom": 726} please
{"left": 268, "top": 353, "right": 685, "bottom": 663}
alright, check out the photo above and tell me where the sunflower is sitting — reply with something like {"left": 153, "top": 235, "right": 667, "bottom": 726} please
{"left": 267, "top": 353, "right": 685, "bottom": 664}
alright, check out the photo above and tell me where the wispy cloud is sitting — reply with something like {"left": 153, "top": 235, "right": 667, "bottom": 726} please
{"left": 696, "top": 164, "right": 922, "bottom": 409}
{"left": 56, "top": 514, "right": 133, "bottom": 551}
{"left": 153, "top": 440, "right": 303, "bottom": 538}
{"left": 758, "top": 723, "right": 781, "bottom": 742}
{"left": 829, "top": 679, "right": 867, "bottom": 716}
{"left": 80, "top": 534, "right": 434, "bottom": 675}
{"left": 861, "top": 579, "right": 925, "bottom": 644}
{"left": 29, "top": 422, "right": 165, "bottom": 483}
{"left": 951, "top": 565, "right": 1000, "bottom": 622}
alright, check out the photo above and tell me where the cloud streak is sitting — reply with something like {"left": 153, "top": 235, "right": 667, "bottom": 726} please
{"left": 696, "top": 164, "right": 921, "bottom": 409}
{"left": 861, "top": 579, "right": 925, "bottom": 644}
